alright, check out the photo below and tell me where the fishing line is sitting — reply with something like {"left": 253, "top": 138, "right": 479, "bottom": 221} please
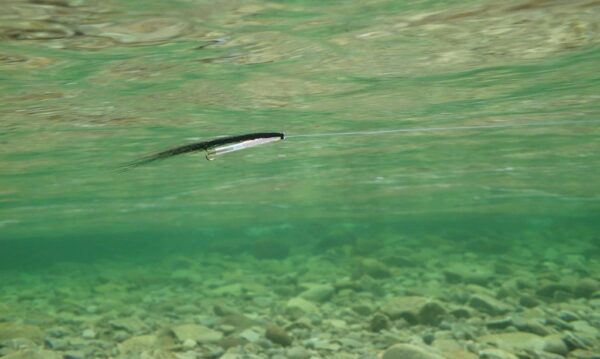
{"left": 123, "top": 119, "right": 599, "bottom": 168}
{"left": 285, "top": 119, "right": 600, "bottom": 139}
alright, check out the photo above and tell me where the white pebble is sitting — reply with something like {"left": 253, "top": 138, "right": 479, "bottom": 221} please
{"left": 183, "top": 338, "right": 196, "bottom": 349}
{"left": 82, "top": 328, "right": 96, "bottom": 339}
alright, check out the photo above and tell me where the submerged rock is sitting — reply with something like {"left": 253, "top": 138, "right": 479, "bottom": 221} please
{"left": 569, "top": 349, "right": 600, "bottom": 359}
{"left": 381, "top": 343, "right": 444, "bottom": 359}
{"left": 573, "top": 278, "right": 599, "bottom": 298}
{"left": 369, "top": 312, "right": 391, "bottom": 332}
{"left": 0, "top": 322, "right": 44, "bottom": 344}
{"left": 81, "top": 328, "right": 96, "bottom": 339}
{"left": 562, "top": 331, "right": 593, "bottom": 351}
{"left": 109, "top": 317, "right": 148, "bottom": 334}
{"left": 518, "top": 295, "right": 541, "bottom": 308}
{"left": 537, "top": 282, "right": 572, "bottom": 298}
{"left": 478, "top": 348, "right": 518, "bottom": 359}
{"left": 265, "top": 324, "right": 292, "bottom": 346}
{"left": 433, "top": 339, "right": 478, "bottom": 359}
{"left": 286, "top": 346, "right": 310, "bottom": 359}
{"left": 468, "top": 294, "right": 512, "bottom": 315}
{"left": 220, "top": 314, "right": 256, "bottom": 330}
{"left": 354, "top": 258, "right": 393, "bottom": 279}
{"left": 171, "top": 324, "right": 223, "bottom": 343}
{"left": 485, "top": 317, "right": 513, "bottom": 330}
{"left": 512, "top": 317, "right": 551, "bottom": 336}
{"left": 444, "top": 267, "right": 494, "bottom": 285}
{"left": 118, "top": 334, "right": 157, "bottom": 354}
{"left": 478, "top": 332, "right": 568, "bottom": 355}
{"left": 381, "top": 296, "right": 446, "bottom": 325}
{"left": 299, "top": 284, "right": 334, "bottom": 302}
{"left": 285, "top": 297, "right": 319, "bottom": 317}
{"left": 1, "top": 350, "right": 62, "bottom": 359}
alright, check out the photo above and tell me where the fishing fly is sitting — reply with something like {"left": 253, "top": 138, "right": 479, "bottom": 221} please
{"left": 123, "top": 132, "right": 284, "bottom": 169}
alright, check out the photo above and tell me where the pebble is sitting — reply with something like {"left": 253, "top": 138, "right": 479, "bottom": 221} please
{"left": 220, "top": 313, "right": 257, "bottom": 330}
{"left": 381, "top": 296, "right": 446, "bottom": 325}
{"left": 109, "top": 317, "right": 148, "bottom": 334}
{"left": 182, "top": 338, "right": 196, "bottom": 349}
{"left": 2, "top": 350, "right": 64, "bottom": 359}
{"left": 299, "top": 284, "right": 335, "bottom": 302}
{"left": 512, "top": 317, "right": 551, "bottom": 336}
{"left": 558, "top": 310, "right": 579, "bottom": 322}
{"left": 568, "top": 349, "right": 600, "bottom": 359}
{"left": 302, "top": 337, "right": 334, "bottom": 350}
{"left": 518, "top": 295, "right": 541, "bottom": 308}
{"left": 171, "top": 324, "right": 223, "bottom": 343}
{"left": 286, "top": 346, "right": 310, "bottom": 359}
{"left": 338, "top": 337, "right": 363, "bottom": 348}
{"left": 0, "top": 323, "right": 44, "bottom": 344}
{"left": 562, "top": 331, "right": 593, "bottom": 350}
{"left": 479, "top": 348, "right": 519, "bottom": 359}
{"left": 537, "top": 282, "right": 572, "bottom": 298}
{"left": 118, "top": 335, "right": 157, "bottom": 354}
{"left": 574, "top": 278, "right": 599, "bottom": 298}
{"left": 478, "top": 331, "right": 568, "bottom": 355}
{"left": 43, "top": 337, "right": 69, "bottom": 350}
{"left": 572, "top": 320, "right": 598, "bottom": 335}
{"left": 444, "top": 267, "right": 494, "bottom": 285}
{"left": 356, "top": 258, "right": 393, "bottom": 278}
{"left": 432, "top": 339, "right": 478, "bottom": 359}
{"left": 468, "top": 294, "right": 512, "bottom": 315}
{"left": 369, "top": 312, "right": 391, "bottom": 332}
{"left": 240, "top": 328, "right": 261, "bottom": 343}
{"left": 543, "top": 334, "right": 570, "bottom": 355}
{"left": 351, "top": 301, "right": 374, "bottom": 316}
{"left": 286, "top": 297, "right": 319, "bottom": 317}
{"left": 265, "top": 324, "right": 292, "bottom": 346}
{"left": 218, "top": 324, "right": 236, "bottom": 334}
{"left": 381, "top": 343, "right": 444, "bottom": 359}
{"left": 486, "top": 317, "right": 513, "bottom": 329}
{"left": 81, "top": 329, "right": 96, "bottom": 339}
{"left": 46, "top": 326, "right": 70, "bottom": 338}
{"left": 546, "top": 317, "right": 574, "bottom": 331}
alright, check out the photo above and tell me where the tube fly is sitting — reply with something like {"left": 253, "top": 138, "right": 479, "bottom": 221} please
{"left": 123, "top": 132, "right": 284, "bottom": 169}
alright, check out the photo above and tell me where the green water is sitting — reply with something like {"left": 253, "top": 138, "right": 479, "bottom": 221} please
{"left": 0, "top": 1, "right": 599, "bottom": 356}
{"left": 2, "top": 0, "right": 599, "bottom": 262}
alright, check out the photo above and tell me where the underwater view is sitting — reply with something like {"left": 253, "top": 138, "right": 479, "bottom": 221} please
{"left": 1, "top": 0, "right": 599, "bottom": 358}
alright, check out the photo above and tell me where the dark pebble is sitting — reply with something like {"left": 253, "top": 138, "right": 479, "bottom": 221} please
{"left": 546, "top": 317, "right": 574, "bottom": 331}
{"left": 558, "top": 311, "right": 579, "bottom": 322}
{"left": 537, "top": 283, "right": 572, "bottom": 298}
{"left": 486, "top": 317, "right": 513, "bottom": 330}
{"left": 554, "top": 290, "right": 574, "bottom": 302}
{"left": 519, "top": 295, "right": 541, "bottom": 308}
{"left": 265, "top": 324, "right": 292, "bottom": 346}
{"left": 370, "top": 313, "right": 390, "bottom": 332}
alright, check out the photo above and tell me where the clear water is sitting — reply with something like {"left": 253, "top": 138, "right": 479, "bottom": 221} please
{"left": 0, "top": 0, "right": 599, "bottom": 355}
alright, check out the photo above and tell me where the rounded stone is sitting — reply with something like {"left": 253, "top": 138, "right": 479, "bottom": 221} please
{"left": 299, "top": 284, "right": 334, "bottom": 302}
{"left": 382, "top": 343, "right": 444, "bottom": 359}
{"left": 265, "top": 324, "right": 292, "bottom": 347}
{"left": 82, "top": 329, "right": 96, "bottom": 339}
{"left": 574, "top": 278, "right": 599, "bottom": 298}
{"left": 286, "top": 346, "right": 310, "bottom": 359}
